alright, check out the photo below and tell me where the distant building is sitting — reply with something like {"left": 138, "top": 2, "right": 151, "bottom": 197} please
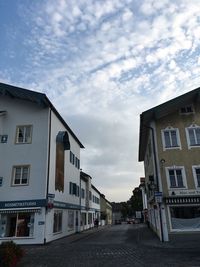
{"left": 100, "top": 194, "right": 112, "bottom": 225}
{"left": 139, "top": 87, "right": 200, "bottom": 241}
{"left": 111, "top": 202, "right": 123, "bottom": 223}
{"left": 80, "top": 171, "right": 101, "bottom": 230}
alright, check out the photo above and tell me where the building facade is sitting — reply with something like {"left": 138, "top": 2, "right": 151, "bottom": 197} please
{"left": 80, "top": 171, "right": 100, "bottom": 230}
{"left": 0, "top": 83, "right": 84, "bottom": 244}
{"left": 139, "top": 87, "right": 200, "bottom": 241}
{"left": 100, "top": 194, "right": 112, "bottom": 225}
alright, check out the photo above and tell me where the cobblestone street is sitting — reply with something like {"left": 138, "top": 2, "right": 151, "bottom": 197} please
{"left": 19, "top": 224, "right": 200, "bottom": 267}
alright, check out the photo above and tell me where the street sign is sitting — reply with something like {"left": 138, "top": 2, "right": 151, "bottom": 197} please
{"left": 154, "top": 192, "right": 163, "bottom": 203}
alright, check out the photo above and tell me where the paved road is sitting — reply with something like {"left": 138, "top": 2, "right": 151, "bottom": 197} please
{"left": 19, "top": 224, "right": 200, "bottom": 267}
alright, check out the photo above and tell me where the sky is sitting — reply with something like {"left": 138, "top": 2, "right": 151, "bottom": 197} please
{"left": 1, "top": 0, "right": 200, "bottom": 202}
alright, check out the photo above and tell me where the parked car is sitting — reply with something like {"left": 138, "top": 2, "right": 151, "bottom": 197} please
{"left": 127, "top": 218, "right": 135, "bottom": 224}
{"left": 115, "top": 219, "right": 122, "bottom": 225}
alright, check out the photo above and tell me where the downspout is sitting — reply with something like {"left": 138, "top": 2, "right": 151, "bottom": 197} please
{"left": 79, "top": 171, "right": 81, "bottom": 232}
{"left": 44, "top": 109, "right": 52, "bottom": 244}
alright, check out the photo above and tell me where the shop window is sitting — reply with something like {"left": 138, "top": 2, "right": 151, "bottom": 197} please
{"left": 170, "top": 206, "right": 200, "bottom": 230}
{"left": 0, "top": 212, "right": 34, "bottom": 238}
{"left": 161, "top": 127, "right": 181, "bottom": 150}
{"left": 53, "top": 210, "right": 62, "bottom": 233}
{"left": 12, "top": 165, "right": 30, "bottom": 186}
{"left": 192, "top": 166, "right": 200, "bottom": 188}
{"left": 81, "top": 213, "right": 86, "bottom": 226}
{"left": 15, "top": 125, "right": 32, "bottom": 144}
{"left": 68, "top": 210, "right": 74, "bottom": 232}
{"left": 88, "top": 213, "right": 92, "bottom": 224}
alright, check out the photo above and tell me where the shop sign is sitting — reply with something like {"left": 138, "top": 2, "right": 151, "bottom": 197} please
{"left": 0, "top": 199, "right": 47, "bottom": 209}
{"left": 169, "top": 189, "right": 200, "bottom": 196}
{"left": 154, "top": 192, "right": 163, "bottom": 203}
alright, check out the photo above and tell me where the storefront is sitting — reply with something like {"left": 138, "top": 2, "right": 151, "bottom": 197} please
{"left": 165, "top": 196, "right": 200, "bottom": 232}
{"left": 0, "top": 199, "right": 46, "bottom": 244}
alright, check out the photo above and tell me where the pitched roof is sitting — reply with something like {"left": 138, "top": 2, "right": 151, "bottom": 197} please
{"left": 0, "top": 82, "right": 84, "bottom": 148}
{"left": 139, "top": 86, "right": 200, "bottom": 161}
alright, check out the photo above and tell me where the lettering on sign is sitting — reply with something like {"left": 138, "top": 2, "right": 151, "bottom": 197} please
{"left": 5, "top": 202, "right": 37, "bottom": 208}
{"left": 169, "top": 190, "right": 200, "bottom": 196}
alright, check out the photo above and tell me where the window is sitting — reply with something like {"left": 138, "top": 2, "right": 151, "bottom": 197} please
{"left": 76, "top": 185, "right": 80, "bottom": 197}
{"left": 81, "top": 188, "right": 85, "bottom": 199}
{"left": 12, "top": 166, "right": 30, "bottom": 186}
{"left": 68, "top": 210, "right": 74, "bottom": 232}
{"left": 192, "top": 166, "right": 200, "bottom": 188}
{"left": 180, "top": 105, "right": 194, "bottom": 114}
{"left": 70, "top": 151, "right": 73, "bottom": 164}
{"left": 75, "top": 157, "right": 80, "bottom": 169}
{"left": 69, "top": 182, "right": 73, "bottom": 194}
{"left": 162, "top": 128, "right": 180, "bottom": 150}
{"left": 170, "top": 206, "right": 200, "bottom": 230}
{"left": 53, "top": 210, "right": 62, "bottom": 233}
{"left": 69, "top": 182, "right": 79, "bottom": 197}
{"left": 166, "top": 167, "right": 186, "bottom": 188}
{"left": 186, "top": 125, "right": 200, "bottom": 147}
{"left": 16, "top": 125, "right": 32, "bottom": 144}
{"left": 1, "top": 213, "right": 34, "bottom": 237}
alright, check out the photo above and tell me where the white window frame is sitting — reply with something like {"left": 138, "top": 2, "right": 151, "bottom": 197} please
{"left": 161, "top": 127, "right": 181, "bottom": 151}
{"left": 12, "top": 165, "right": 30, "bottom": 186}
{"left": 192, "top": 165, "right": 200, "bottom": 188}
{"left": 165, "top": 166, "right": 187, "bottom": 189}
{"left": 15, "top": 125, "right": 32, "bottom": 144}
{"left": 186, "top": 124, "right": 200, "bottom": 149}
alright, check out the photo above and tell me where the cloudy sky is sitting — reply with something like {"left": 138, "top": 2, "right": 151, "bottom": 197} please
{"left": 1, "top": 0, "right": 200, "bottom": 202}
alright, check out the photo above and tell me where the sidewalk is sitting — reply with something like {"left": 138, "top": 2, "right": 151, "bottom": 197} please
{"left": 137, "top": 224, "right": 200, "bottom": 249}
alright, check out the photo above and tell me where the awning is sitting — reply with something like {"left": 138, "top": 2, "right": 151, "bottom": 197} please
{"left": 0, "top": 208, "right": 41, "bottom": 213}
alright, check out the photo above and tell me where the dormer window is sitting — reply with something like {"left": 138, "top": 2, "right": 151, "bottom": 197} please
{"left": 161, "top": 127, "right": 181, "bottom": 150}
{"left": 180, "top": 105, "right": 194, "bottom": 114}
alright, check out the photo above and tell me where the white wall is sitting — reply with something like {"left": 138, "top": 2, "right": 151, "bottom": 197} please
{"left": 81, "top": 179, "right": 86, "bottom": 208}
{"left": 48, "top": 111, "right": 81, "bottom": 206}
{"left": 91, "top": 187, "right": 100, "bottom": 216}
{"left": 0, "top": 96, "right": 49, "bottom": 201}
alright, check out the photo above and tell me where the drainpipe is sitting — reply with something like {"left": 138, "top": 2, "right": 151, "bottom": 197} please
{"left": 44, "top": 109, "right": 52, "bottom": 244}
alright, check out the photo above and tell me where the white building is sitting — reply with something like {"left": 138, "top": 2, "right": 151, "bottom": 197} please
{"left": 0, "top": 83, "right": 84, "bottom": 244}
{"left": 80, "top": 172, "right": 100, "bottom": 230}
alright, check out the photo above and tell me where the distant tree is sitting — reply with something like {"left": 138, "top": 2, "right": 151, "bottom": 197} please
{"left": 111, "top": 186, "right": 143, "bottom": 219}
{"left": 129, "top": 187, "right": 143, "bottom": 216}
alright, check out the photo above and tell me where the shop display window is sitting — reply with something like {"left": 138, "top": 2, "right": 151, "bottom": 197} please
{"left": 0, "top": 212, "right": 34, "bottom": 238}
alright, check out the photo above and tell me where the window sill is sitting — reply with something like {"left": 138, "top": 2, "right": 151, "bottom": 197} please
{"left": 164, "top": 146, "right": 181, "bottom": 150}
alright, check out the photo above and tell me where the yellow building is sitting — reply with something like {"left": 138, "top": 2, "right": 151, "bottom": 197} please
{"left": 139, "top": 87, "right": 200, "bottom": 241}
